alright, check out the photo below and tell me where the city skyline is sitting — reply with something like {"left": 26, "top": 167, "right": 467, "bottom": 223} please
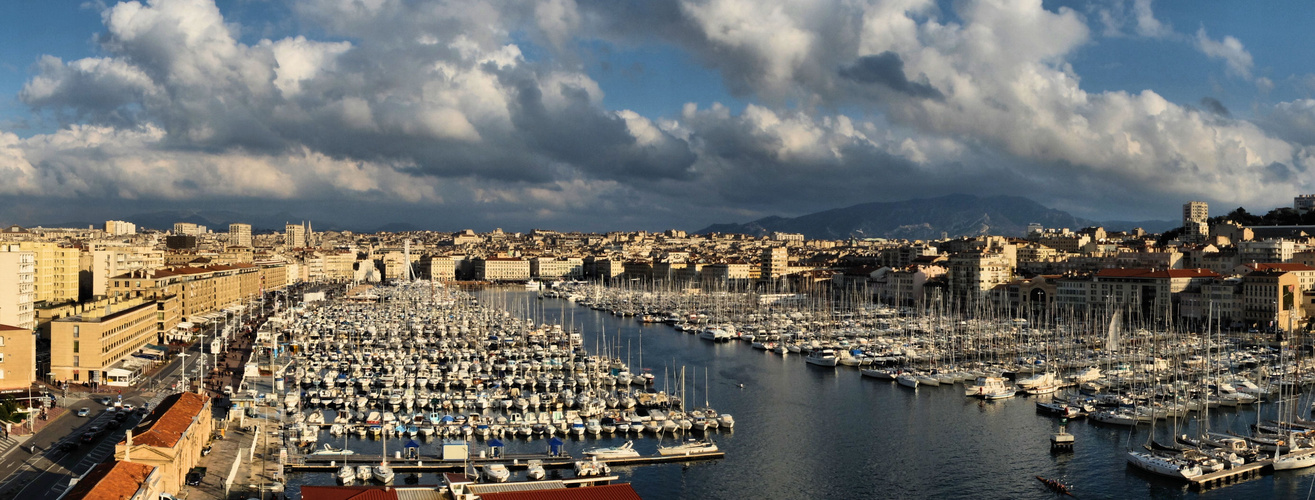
{"left": 2, "top": 0, "right": 1315, "bottom": 232}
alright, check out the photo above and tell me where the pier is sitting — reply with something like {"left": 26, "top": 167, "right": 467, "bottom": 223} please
{"left": 288, "top": 450, "right": 726, "bottom": 473}
{"left": 1189, "top": 461, "right": 1268, "bottom": 491}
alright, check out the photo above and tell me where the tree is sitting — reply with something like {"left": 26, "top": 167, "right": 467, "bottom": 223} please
{"left": 0, "top": 397, "right": 27, "bottom": 424}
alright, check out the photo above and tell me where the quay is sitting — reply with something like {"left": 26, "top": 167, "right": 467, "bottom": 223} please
{"left": 1189, "top": 461, "right": 1268, "bottom": 491}
{"left": 1190, "top": 448, "right": 1315, "bottom": 491}
{"left": 289, "top": 450, "right": 726, "bottom": 473}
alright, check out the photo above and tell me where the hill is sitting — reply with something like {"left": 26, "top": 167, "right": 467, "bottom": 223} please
{"left": 698, "top": 194, "right": 1103, "bottom": 240}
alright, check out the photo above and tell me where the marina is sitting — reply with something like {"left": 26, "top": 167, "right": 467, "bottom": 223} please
{"left": 275, "top": 282, "right": 1315, "bottom": 498}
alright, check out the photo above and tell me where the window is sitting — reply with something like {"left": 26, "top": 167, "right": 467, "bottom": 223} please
{"left": 73, "top": 356, "right": 79, "bottom": 367}
{"left": 73, "top": 341, "right": 79, "bottom": 354}
{"left": 73, "top": 326, "right": 79, "bottom": 338}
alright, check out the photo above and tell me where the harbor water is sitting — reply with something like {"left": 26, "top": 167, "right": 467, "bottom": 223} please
{"left": 287, "top": 291, "right": 1315, "bottom": 499}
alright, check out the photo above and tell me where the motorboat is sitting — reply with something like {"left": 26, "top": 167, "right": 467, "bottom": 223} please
{"left": 482, "top": 464, "right": 510, "bottom": 483}
{"left": 804, "top": 349, "right": 839, "bottom": 367}
{"left": 657, "top": 437, "right": 719, "bottom": 456}
{"left": 584, "top": 440, "right": 641, "bottom": 459}
{"left": 574, "top": 457, "right": 611, "bottom": 477}
{"left": 310, "top": 443, "right": 355, "bottom": 455}
{"left": 526, "top": 460, "right": 546, "bottom": 481}
{"left": 337, "top": 464, "right": 355, "bottom": 484}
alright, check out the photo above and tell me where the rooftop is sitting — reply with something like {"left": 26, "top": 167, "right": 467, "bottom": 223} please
{"left": 61, "top": 460, "right": 156, "bottom": 500}
{"left": 124, "top": 391, "right": 208, "bottom": 448}
{"left": 477, "top": 483, "right": 642, "bottom": 500}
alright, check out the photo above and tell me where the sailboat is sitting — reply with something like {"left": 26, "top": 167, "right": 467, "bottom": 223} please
{"left": 373, "top": 434, "right": 395, "bottom": 483}
{"left": 1272, "top": 311, "right": 1315, "bottom": 470}
{"left": 1124, "top": 304, "right": 1203, "bottom": 482}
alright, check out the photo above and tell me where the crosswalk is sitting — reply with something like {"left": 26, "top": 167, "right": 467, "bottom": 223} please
{"left": 0, "top": 436, "right": 18, "bottom": 457}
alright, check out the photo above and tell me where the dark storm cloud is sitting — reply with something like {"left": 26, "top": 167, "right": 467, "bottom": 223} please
{"left": 1199, "top": 97, "right": 1230, "bottom": 118}
{"left": 839, "top": 52, "right": 944, "bottom": 100}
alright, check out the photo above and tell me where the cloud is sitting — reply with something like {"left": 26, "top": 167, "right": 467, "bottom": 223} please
{"left": 838, "top": 52, "right": 943, "bottom": 100}
{"left": 1199, "top": 97, "right": 1231, "bottom": 118}
{"left": 4, "top": 0, "right": 1314, "bottom": 231}
{"left": 1194, "top": 26, "right": 1254, "bottom": 79}
{"left": 1130, "top": 0, "right": 1173, "bottom": 38}
{"left": 1096, "top": 0, "right": 1173, "bottom": 39}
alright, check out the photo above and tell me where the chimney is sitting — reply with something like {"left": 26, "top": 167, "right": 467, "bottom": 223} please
{"left": 125, "top": 430, "right": 132, "bottom": 462}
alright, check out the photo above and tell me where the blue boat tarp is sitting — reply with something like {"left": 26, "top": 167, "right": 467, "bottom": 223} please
{"left": 405, "top": 440, "right": 421, "bottom": 449}
{"left": 548, "top": 437, "right": 564, "bottom": 456}
{"left": 489, "top": 438, "right": 504, "bottom": 447}
{"left": 440, "top": 415, "right": 455, "bottom": 423}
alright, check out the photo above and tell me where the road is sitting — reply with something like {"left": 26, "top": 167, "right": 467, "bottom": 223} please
{"left": 0, "top": 295, "right": 280, "bottom": 500}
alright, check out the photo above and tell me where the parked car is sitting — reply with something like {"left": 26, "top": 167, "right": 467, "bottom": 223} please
{"left": 76, "top": 407, "right": 90, "bottom": 417}
{"left": 80, "top": 432, "right": 96, "bottom": 443}
{"left": 185, "top": 467, "right": 207, "bottom": 486}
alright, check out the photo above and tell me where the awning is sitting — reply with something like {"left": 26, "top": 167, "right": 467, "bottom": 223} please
{"left": 142, "top": 346, "right": 165, "bottom": 356}
{"left": 106, "top": 368, "right": 134, "bottom": 377}
{"left": 177, "top": 322, "right": 194, "bottom": 330}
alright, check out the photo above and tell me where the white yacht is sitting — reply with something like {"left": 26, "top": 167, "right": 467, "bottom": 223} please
{"left": 526, "top": 460, "right": 546, "bottom": 481}
{"left": 965, "top": 377, "right": 1012, "bottom": 399}
{"left": 337, "top": 464, "right": 355, "bottom": 484}
{"left": 584, "top": 440, "right": 641, "bottom": 459}
{"left": 804, "top": 349, "right": 839, "bottom": 367}
{"left": 657, "top": 438, "right": 719, "bottom": 456}
{"left": 1126, "top": 450, "right": 1203, "bottom": 480}
{"left": 482, "top": 464, "right": 511, "bottom": 483}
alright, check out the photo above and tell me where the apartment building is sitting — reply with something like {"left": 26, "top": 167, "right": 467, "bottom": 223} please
{"left": 228, "top": 223, "right": 252, "bottom": 248}
{"left": 171, "top": 222, "right": 206, "bottom": 236}
{"left": 416, "top": 255, "right": 455, "bottom": 281}
{"left": 0, "top": 246, "right": 36, "bottom": 330}
{"left": 1242, "top": 269, "right": 1303, "bottom": 332}
{"left": 50, "top": 297, "right": 164, "bottom": 383}
{"left": 475, "top": 257, "right": 531, "bottom": 280}
{"left": 530, "top": 257, "right": 584, "bottom": 279}
{"left": 285, "top": 223, "right": 306, "bottom": 248}
{"left": 0, "top": 324, "right": 36, "bottom": 392}
{"left": 103, "top": 220, "right": 137, "bottom": 236}
{"left": 90, "top": 246, "right": 166, "bottom": 297}
{"left": 947, "top": 252, "right": 1013, "bottom": 303}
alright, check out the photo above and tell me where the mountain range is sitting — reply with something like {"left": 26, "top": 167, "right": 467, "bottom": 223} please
{"left": 697, "top": 194, "right": 1175, "bottom": 240}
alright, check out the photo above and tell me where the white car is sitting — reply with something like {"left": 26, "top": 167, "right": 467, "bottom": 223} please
{"left": 77, "top": 407, "right": 90, "bottom": 417}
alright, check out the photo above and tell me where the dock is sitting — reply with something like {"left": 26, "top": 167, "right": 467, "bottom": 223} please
{"left": 1189, "top": 461, "right": 1269, "bottom": 491}
{"left": 288, "top": 451, "right": 725, "bottom": 473}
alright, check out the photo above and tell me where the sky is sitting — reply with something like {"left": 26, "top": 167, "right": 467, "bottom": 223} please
{"left": 2, "top": 0, "right": 1315, "bottom": 232}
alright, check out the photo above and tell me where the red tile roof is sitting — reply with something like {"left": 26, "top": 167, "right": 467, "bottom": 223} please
{"left": 125, "top": 391, "right": 208, "bottom": 448}
{"left": 62, "top": 460, "right": 156, "bottom": 500}
{"left": 300, "top": 486, "right": 400, "bottom": 500}
{"left": 0, "top": 324, "right": 25, "bottom": 332}
{"left": 478, "top": 484, "right": 642, "bottom": 500}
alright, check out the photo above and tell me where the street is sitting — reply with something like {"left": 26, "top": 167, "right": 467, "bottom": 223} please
{"left": 0, "top": 293, "right": 282, "bottom": 500}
